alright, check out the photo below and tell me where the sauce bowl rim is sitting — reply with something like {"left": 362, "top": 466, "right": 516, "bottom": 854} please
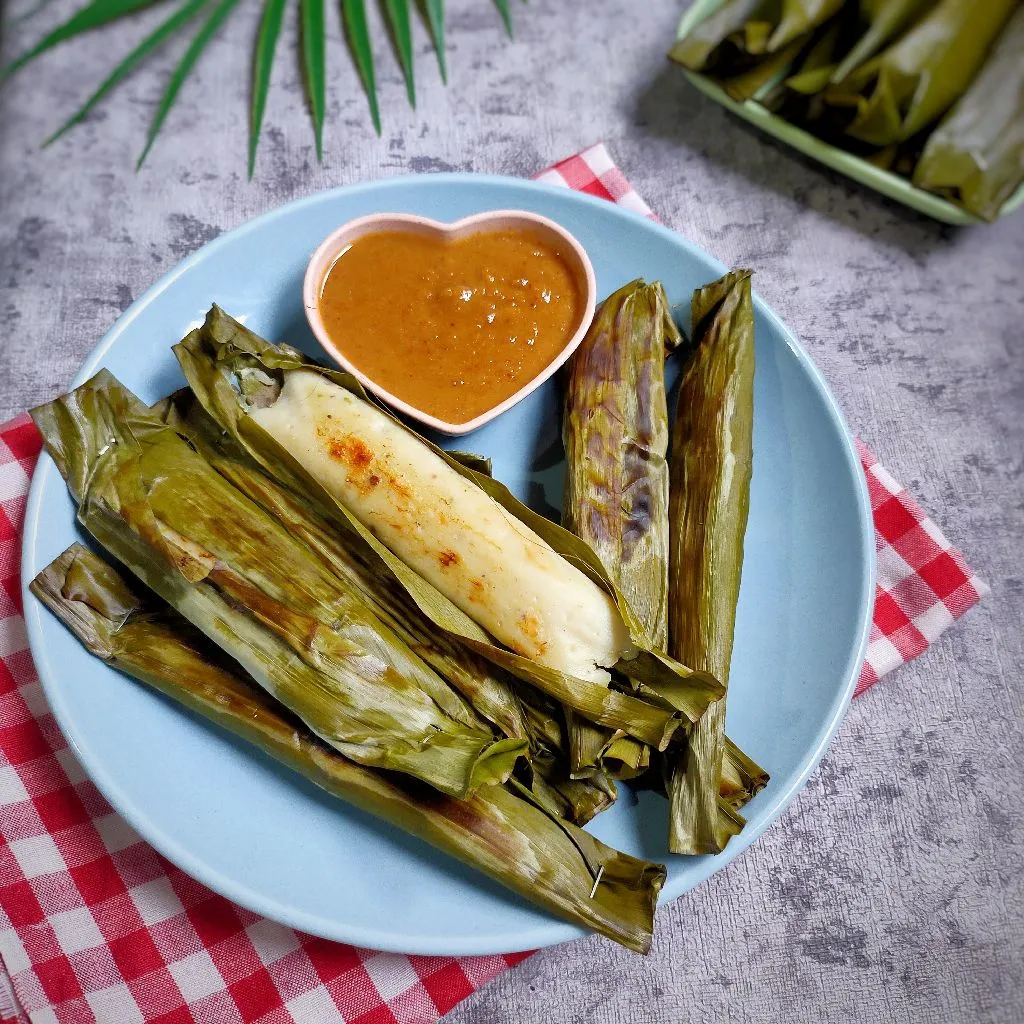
{"left": 302, "top": 209, "right": 598, "bottom": 435}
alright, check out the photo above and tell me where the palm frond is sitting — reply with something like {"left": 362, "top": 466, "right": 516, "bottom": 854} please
{"left": 492, "top": 0, "right": 511, "bottom": 36}
{"left": 420, "top": 0, "right": 446, "bottom": 84}
{"left": 341, "top": 0, "right": 380, "bottom": 135}
{"left": 249, "top": 0, "right": 287, "bottom": 177}
{"left": 2, "top": 0, "right": 160, "bottom": 79}
{"left": 43, "top": 0, "right": 210, "bottom": 146}
{"left": 383, "top": 0, "right": 415, "bottom": 108}
{"left": 3, "top": 0, "right": 526, "bottom": 169}
{"left": 300, "top": 0, "right": 326, "bottom": 159}
{"left": 136, "top": 0, "right": 242, "bottom": 167}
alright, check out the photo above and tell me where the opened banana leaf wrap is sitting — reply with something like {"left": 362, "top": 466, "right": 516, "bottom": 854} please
{"left": 158, "top": 390, "right": 616, "bottom": 825}
{"left": 824, "top": 0, "right": 1019, "bottom": 146}
{"left": 31, "top": 372, "right": 528, "bottom": 798}
{"left": 174, "top": 307, "right": 725, "bottom": 752}
{"left": 666, "top": 270, "right": 757, "bottom": 855}
{"left": 31, "top": 544, "right": 665, "bottom": 952}
{"left": 912, "top": 3, "right": 1024, "bottom": 222}
{"left": 157, "top": 389, "right": 531, "bottom": 745}
{"left": 669, "top": 0, "right": 846, "bottom": 99}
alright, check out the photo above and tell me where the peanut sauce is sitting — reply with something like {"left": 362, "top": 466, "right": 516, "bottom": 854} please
{"left": 317, "top": 228, "right": 582, "bottom": 424}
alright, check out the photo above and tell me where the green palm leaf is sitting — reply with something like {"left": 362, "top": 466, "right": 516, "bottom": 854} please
{"left": 2, "top": 0, "right": 160, "bottom": 79}
{"left": 383, "top": 0, "right": 415, "bottom": 107}
{"left": 492, "top": 0, "right": 511, "bottom": 36}
{"left": 300, "top": 0, "right": 326, "bottom": 159}
{"left": 421, "top": 0, "right": 446, "bottom": 84}
{"left": 44, "top": 0, "right": 210, "bottom": 146}
{"left": 248, "top": 0, "right": 287, "bottom": 177}
{"left": 341, "top": 0, "right": 380, "bottom": 134}
{"left": 4, "top": 0, "right": 526, "bottom": 168}
{"left": 136, "top": 0, "right": 242, "bottom": 168}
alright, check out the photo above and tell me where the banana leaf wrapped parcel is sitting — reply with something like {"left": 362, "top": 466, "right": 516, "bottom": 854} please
{"left": 669, "top": 0, "right": 846, "bottom": 73}
{"left": 669, "top": 0, "right": 846, "bottom": 100}
{"left": 672, "top": 0, "right": 1023, "bottom": 220}
{"left": 31, "top": 372, "right": 526, "bottom": 798}
{"left": 760, "top": 0, "right": 927, "bottom": 120}
{"left": 823, "top": 0, "right": 1018, "bottom": 146}
{"left": 830, "top": 0, "right": 937, "bottom": 84}
{"left": 666, "top": 270, "right": 757, "bottom": 855}
{"left": 912, "top": 4, "right": 1024, "bottom": 222}
{"left": 157, "top": 388, "right": 532, "bottom": 746}
{"left": 174, "top": 306, "right": 725, "bottom": 749}
{"left": 561, "top": 280, "right": 682, "bottom": 778}
{"left": 31, "top": 544, "right": 666, "bottom": 953}
{"left": 563, "top": 280, "right": 682, "bottom": 654}
{"left": 158, "top": 390, "right": 617, "bottom": 824}
{"left": 561, "top": 278, "right": 767, "bottom": 822}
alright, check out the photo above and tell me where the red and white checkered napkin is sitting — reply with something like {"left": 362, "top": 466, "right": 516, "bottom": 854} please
{"left": 0, "top": 146, "right": 988, "bottom": 1024}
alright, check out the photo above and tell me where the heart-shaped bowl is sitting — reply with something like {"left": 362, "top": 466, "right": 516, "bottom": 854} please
{"left": 303, "top": 210, "right": 597, "bottom": 435}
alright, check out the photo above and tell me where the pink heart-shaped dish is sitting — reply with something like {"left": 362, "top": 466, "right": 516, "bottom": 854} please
{"left": 303, "top": 210, "right": 597, "bottom": 435}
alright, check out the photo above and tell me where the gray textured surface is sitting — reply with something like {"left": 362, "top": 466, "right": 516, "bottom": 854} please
{"left": 1, "top": 0, "right": 1022, "bottom": 1021}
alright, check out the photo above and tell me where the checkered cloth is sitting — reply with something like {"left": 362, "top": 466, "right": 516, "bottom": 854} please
{"left": 0, "top": 145, "right": 987, "bottom": 1024}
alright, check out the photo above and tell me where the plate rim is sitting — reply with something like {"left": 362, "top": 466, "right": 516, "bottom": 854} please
{"left": 21, "top": 173, "right": 876, "bottom": 955}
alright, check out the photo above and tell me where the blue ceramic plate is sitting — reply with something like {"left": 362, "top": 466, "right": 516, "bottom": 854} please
{"left": 22, "top": 175, "right": 874, "bottom": 956}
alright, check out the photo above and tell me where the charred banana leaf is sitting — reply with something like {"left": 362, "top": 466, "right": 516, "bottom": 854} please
{"left": 31, "top": 373, "right": 525, "bottom": 798}
{"left": 159, "top": 391, "right": 531, "bottom": 746}
{"left": 31, "top": 544, "right": 665, "bottom": 953}
{"left": 667, "top": 270, "right": 756, "bottom": 855}
{"left": 174, "top": 307, "right": 725, "bottom": 748}
{"left": 561, "top": 278, "right": 766, "bottom": 811}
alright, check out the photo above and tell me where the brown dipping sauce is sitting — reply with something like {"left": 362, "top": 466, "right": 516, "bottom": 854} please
{"left": 317, "top": 227, "right": 583, "bottom": 424}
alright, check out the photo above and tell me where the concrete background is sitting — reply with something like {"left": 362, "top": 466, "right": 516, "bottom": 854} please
{"left": 1, "top": 0, "right": 1021, "bottom": 1021}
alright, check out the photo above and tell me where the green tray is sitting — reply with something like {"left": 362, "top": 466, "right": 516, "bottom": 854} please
{"left": 675, "top": 1, "right": 1024, "bottom": 226}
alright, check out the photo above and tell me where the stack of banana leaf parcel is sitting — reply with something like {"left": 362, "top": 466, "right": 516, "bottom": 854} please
{"left": 671, "top": 0, "right": 1024, "bottom": 221}
{"left": 30, "top": 270, "right": 763, "bottom": 953}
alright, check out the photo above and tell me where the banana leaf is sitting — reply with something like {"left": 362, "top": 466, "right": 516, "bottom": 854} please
{"left": 763, "top": 1, "right": 938, "bottom": 118}
{"left": 561, "top": 279, "right": 767, "bottom": 812}
{"left": 720, "top": 37, "right": 808, "bottom": 101}
{"left": 666, "top": 270, "right": 756, "bottom": 855}
{"left": 511, "top": 683, "right": 618, "bottom": 821}
{"left": 561, "top": 281, "right": 677, "bottom": 778}
{"left": 31, "top": 372, "right": 526, "bottom": 798}
{"left": 912, "top": 4, "right": 1024, "bottom": 222}
{"left": 669, "top": 0, "right": 845, "bottom": 98}
{"left": 525, "top": 746, "right": 617, "bottom": 826}
{"left": 762, "top": 16, "right": 849, "bottom": 117}
{"left": 174, "top": 307, "right": 725, "bottom": 749}
{"left": 669, "top": 0, "right": 778, "bottom": 73}
{"left": 824, "top": 0, "right": 1018, "bottom": 146}
{"left": 31, "top": 543, "right": 665, "bottom": 953}
{"left": 831, "top": 0, "right": 937, "bottom": 84}
{"left": 722, "top": 735, "right": 769, "bottom": 808}
{"left": 157, "top": 389, "right": 531, "bottom": 745}
{"left": 563, "top": 280, "right": 680, "bottom": 652}
{"left": 768, "top": 0, "right": 847, "bottom": 50}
